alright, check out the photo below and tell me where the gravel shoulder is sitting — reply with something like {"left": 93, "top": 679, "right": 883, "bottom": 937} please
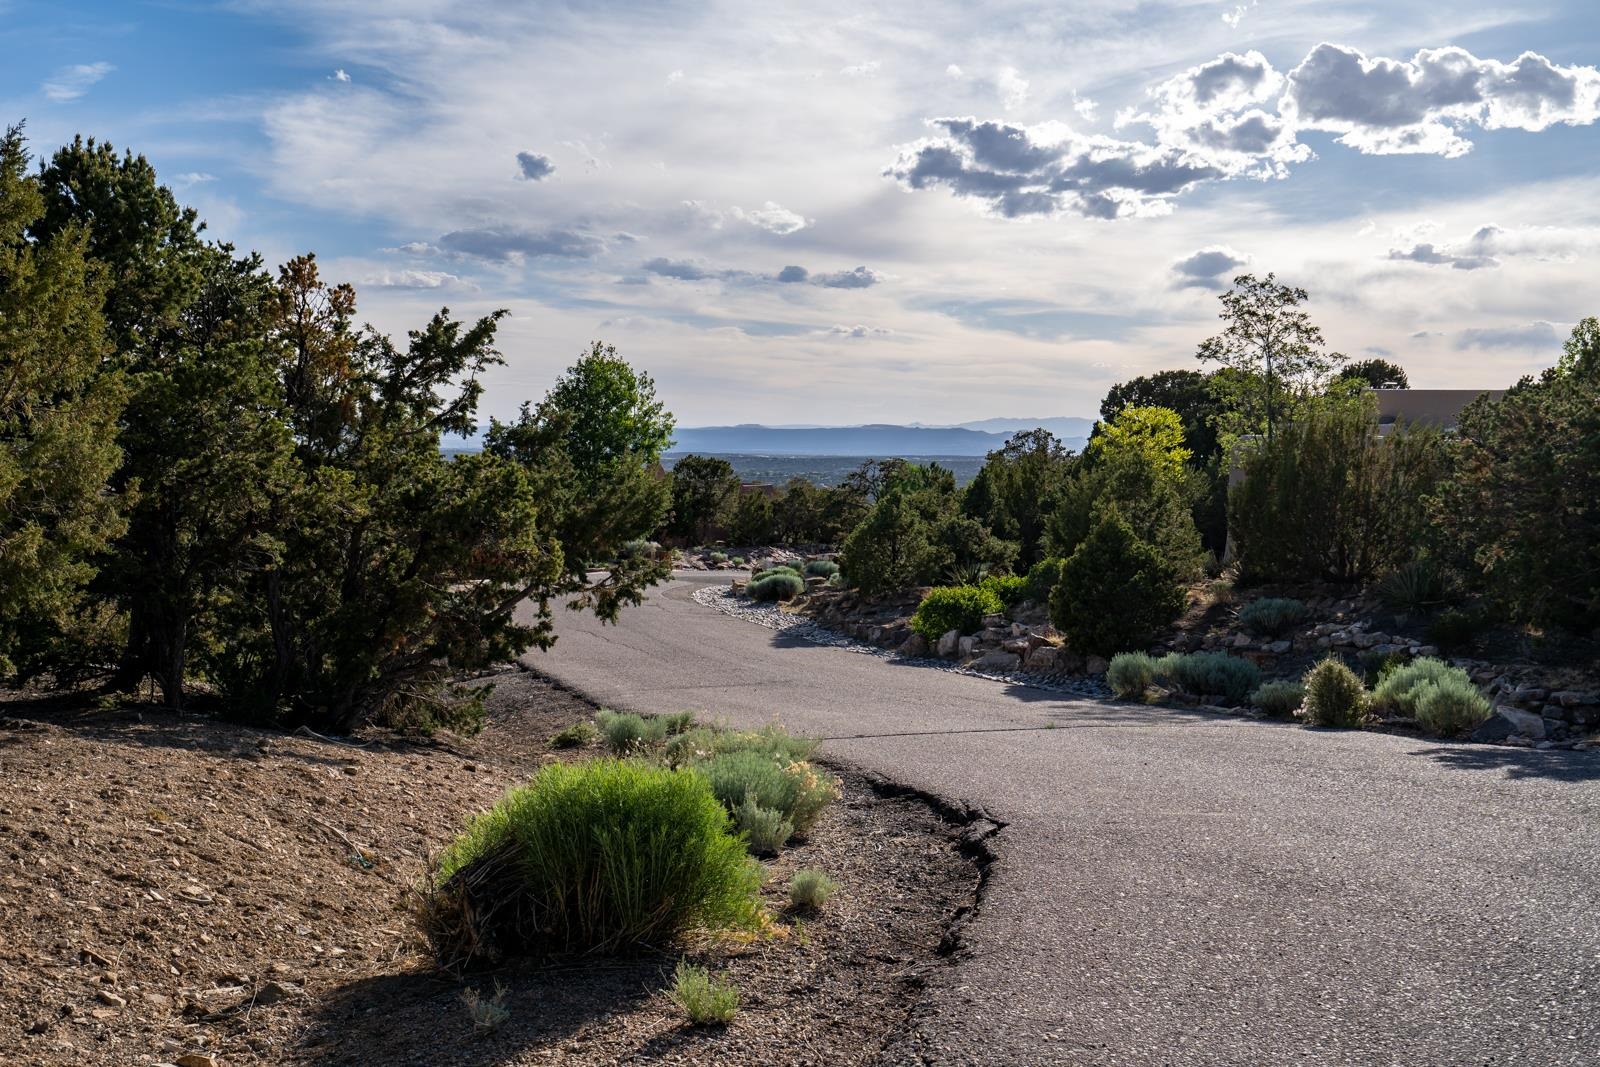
{"left": 0, "top": 673, "right": 978, "bottom": 1066}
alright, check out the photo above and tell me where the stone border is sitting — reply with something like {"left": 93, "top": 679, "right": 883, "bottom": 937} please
{"left": 691, "top": 585, "right": 1111, "bottom": 700}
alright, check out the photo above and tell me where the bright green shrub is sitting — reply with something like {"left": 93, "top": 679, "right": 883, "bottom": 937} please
{"left": 1153, "top": 652, "right": 1261, "bottom": 703}
{"left": 669, "top": 962, "right": 739, "bottom": 1026}
{"left": 788, "top": 869, "right": 838, "bottom": 910}
{"left": 912, "top": 585, "right": 1003, "bottom": 641}
{"left": 1237, "top": 597, "right": 1308, "bottom": 638}
{"left": 731, "top": 796, "right": 793, "bottom": 855}
{"left": 1050, "top": 511, "right": 1186, "bottom": 658}
{"left": 1370, "top": 657, "right": 1490, "bottom": 734}
{"left": 980, "top": 573, "right": 1029, "bottom": 608}
{"left": 746, "top": 572, "right": 805, "bottom": 601}
{"left": 803, "top": 559, "right": 839, "bottom": 578}
{"left": 1106, "top": 652, "right": 1158, "bottom": 699}
{"left": 1301, "top": 657, "right": 1368, "bottom": 727}
{"left": 422, "top": 761, "right": 762, "bottom": 965}
{"left": 1023, "top": 556, "right": 1063, "bottom": 605}
{"left": 1250, "top": 680, "right": 1305, "bottom": 717}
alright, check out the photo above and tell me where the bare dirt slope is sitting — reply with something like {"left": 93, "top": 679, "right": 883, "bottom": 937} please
{"left": 0, "top": 672, "right": 975, "bottom": 1066}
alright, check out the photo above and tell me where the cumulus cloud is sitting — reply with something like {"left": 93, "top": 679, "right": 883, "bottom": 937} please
{"left": 776, "top": 265, "right": 809, "bottom": 283}
{"left": 1455, "top": 321, "right": 1563, "bottom": 350}
{"left": 732, "top": 201, "right": 808, "bottom": 235}
{"left": 1387, "top": 242, "right": 1497, "bottom": 271}
{"left": 41, "top": 61, "right": 113, "bottom": 102}
{"left": 642, "top": 257, "right": 724, "bottom": 281}
{"left": 893, "top": 43, "right": 1600, "bottom": 219}
{"left": 1386, "top": 222, "right": 1600, "bottom": 271}
{"left": 822, "top": 324, "right": 892, "bottom": 338}
{"left": 997, "top": 66, "right": 1030, "bottom": 110}
{"left": 1172, "top": 246, "right": 1249, "bottom": 288}
{"left": 813, "top": 265, "right": 881, "bottom": 288}
{"left": 438, "top": 227, "right": 604, "bottom": 260}
{"left": 515, "top": 151, "right": 555, "bottom": 180}
{"left": 642, "top": 259, "right": 878, "bottom": 288}
{"left": 364, "top": 269, "right": 464, "bottom": 289}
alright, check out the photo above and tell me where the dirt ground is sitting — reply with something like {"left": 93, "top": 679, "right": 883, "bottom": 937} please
{"left": 0, "top": 670, "right": 977, "bottom": 1066}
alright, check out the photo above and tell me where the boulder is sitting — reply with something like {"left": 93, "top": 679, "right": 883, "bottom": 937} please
{"left": 1056, "top": 650, "right": 1086, "bottom": 674}
{"left": 1085, "top": 655, "right": 1109, "bottom": 676}
{"left": 937, "top": 629, "right": 960, "bottom": 658}
{"left": 900, "top": 633, "right": 930, "bottom": 658}
{"left": 1025, "top": 646, "right": 1059, "bottom": 672}
{"left": 958, "top": 635, "right": 978, "bottom": 659}
{"left": 1231, "top": 634, "right": 1253, "bottom": 649}
{"left": 1266, "top": 639, "right": 1292, "bottom": 655}
{"left": 981, "top": 613, "right": 1007, "bottom": 628}
{"left": 1470, "top": 705, "right": 1547, "bottom": 744}
{"left": 970, "top": 651, "right": 1021, "bottom": 672}
{"left": 1002, "top": 638, "right": 1033, "bottom": 656}
{"left": 1511, "top": 686, "right": 1548, "bottom": 704}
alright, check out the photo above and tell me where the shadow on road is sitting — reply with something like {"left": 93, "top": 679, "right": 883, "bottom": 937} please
{"left": 1409, "top": 743, "right": 1600, "bottom": 783}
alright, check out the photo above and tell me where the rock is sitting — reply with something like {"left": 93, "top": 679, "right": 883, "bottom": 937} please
{"left": 971, "top": 651, "right": 1021, "bottom": 672}
{"left": 1415, "top": 645, "right": 1439, "bottom": 658}
{"left": 1266, "top": 640, "right": 1292, "bottom": 655}
{"left": 981, "top": 613, "right": 1006, "bottom": 628}
{"left": 1471, "top": 705, "right": 1548, "bottom": 744}
{"left": 899, "top": 633, "right": 929, "bottom": 658}
{"left": 1057, "top": 650, "right": 1086, "bottom": 674}
{"left": 958, "top": 635, "right": 978, "bottom": 659}
{"left": 1231, "top": 634, "right": 1253, "bottom": 649}
{"left": 1549, "top": 690, "right": 1595, "bottom": 707}
{"left": 1010, "top": 622, "right": 1029, "bottom": 637}
{"left": 1351, "top": 632, "right": 1381, "bottom": 649}
{"left": 1511, "top": 686, "right": 1548, "bottom": 704}
{"left": 980, "top": 627, "right": 1008, "bottom": 643}
{"left": 176, "top": 1056, "right": 219, "bottom": 1067}
{"left": 254, "top": 980, "right": 302, "bottom": 1006}
{"left": 937, "top": 629, "right": 960, "bottom": 658}
{"left": 1085, "top": 655, "right": 1109, "bottom": 676}
{"left": 1025, "top": 646, "right": 1059, "bottom": 672}
{"left": 96, "top": 991, "right": 126, "bottom": 1009}
{"left": 1002, "top": 638, "right": 1032, "bottom": 656}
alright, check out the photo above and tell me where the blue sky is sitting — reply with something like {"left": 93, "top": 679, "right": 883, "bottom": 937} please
{"left": 3, "top": 1, "right": 1598, "bottom": 424}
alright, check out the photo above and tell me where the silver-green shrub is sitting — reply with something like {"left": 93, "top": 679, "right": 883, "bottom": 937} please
{"left": 1106, "top": 652, "right": 1158, "bottom": 699}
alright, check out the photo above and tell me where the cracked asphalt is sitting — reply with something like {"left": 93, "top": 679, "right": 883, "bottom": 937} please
{"left": 521, "top": 573, "right": 1600, "bottom": 1066}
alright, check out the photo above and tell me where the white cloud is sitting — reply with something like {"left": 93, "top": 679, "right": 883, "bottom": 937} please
{"left": 333, "top": 68, "right": 351, "bottom": 82}
{"left": 997, "top": 66, "right": 1029, "bottom": 110}
{"left": 172, "top": 172, "right": 217, "bottom": 188}
{"left": 732, "top": 201, "right": 808, "bottom": 235}
{"left": 822, "top": 324, "right": 892, "bottom": 338}
{"left": 41, "top": 62, "right": 113, "bottom": 102}
{"left": 841, "top": 60, "right": 881, "bottom": 77}
{"left": 364, "top": 268, "right": 465, "bottom": 289}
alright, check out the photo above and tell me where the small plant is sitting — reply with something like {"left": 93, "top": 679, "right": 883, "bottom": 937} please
{"left": 699, "top": 749, "right": 838, "bottom": 838}
{"left": 1106, "top": 652, "right": 1158, "bottom": 699}
{"left": 979, "top": 573, "right": 1029, "bottom": 609}
{"left": 460, "top": 981, "right": 510, "bottom": 1034}
{"left": 1427, "top": 608, "right": 1488, "bottom": 653}
{"left": 596, "top": 709, "right": 663, "bottom": 754}
{"left": 943, "top": 560, "right": 992, "bottom": 586}
{"left": 1153, "top": 652, "right": 1261, "bottom": 703}
{"left": 731, "top": 795, "right": 793, "bottom": 855}
{"left": 708, "top": 551, "right": 728, "bottom": 564}
{"left": 1301, "top": 657, "right": 1368, "bottom": 727}
{"left": 668, "top": 962, "right": 739, "bottom": 1026}
{"left": 619, "top": 539, "right": 660, "bottom": 560}
{"left": 1023, "top": 556, "right": 1063, "bottom": 605}
{"left": 826, "top": 572, "right": 845, "bottom": 589}
{"left": 788, "top": 869, "right": 838, "bottom": 910}
{"left": 802, "top": 559, "right": 839, "bottom": 579}
{"left": 549, "top": 722, "right": 598, "bottom": 749}
{"left": 1355, "top": 649, "right": 1406, "bottom": 686}
{"left": 752, "top": 563, "right": 802, "bottom": 580}
{"left": 1375, "top": 559, "right": 1453, "bottom": 615}
{"left": 1250, "top": 680, "right": 1305, "bottom": 717}
{"left": 912, "top": 585, "right": 1004, "bottom": 641}
{"left": 730, "top": 555, "right": 746, "bottom": 566}
{"left": 1370, "top": 657, "right": 1490, "bottom": 735}
{"left": 747, "top": 572, "right": 806, "bottom": 602}
{"left": 1236, "top": 597, "right": 1309, "bottom": 639}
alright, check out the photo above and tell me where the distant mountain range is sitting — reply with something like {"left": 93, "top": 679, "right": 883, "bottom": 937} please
{"left": 445, "top": 417, "right": 1096, "bottom": 457}
{"left": 667, "top": 418, "right": 1094, "bottom": 457}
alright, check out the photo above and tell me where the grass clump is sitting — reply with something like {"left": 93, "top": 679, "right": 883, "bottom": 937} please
{"left": 788, "top": 869, "right": 838, "bottom": 910}
{"left": 1106, "top": 652, "right": 1158, "bottom": 699}
{"left": 1370, "top": 657, "right": 1490, "bottom": 735}
{"left": 549, "top": 721, "right": 598, "bottom": 749}
{"left": 911, "top": 584, "right": 1003, "bottom": 642}
{"left": 595, "top": 710, "right": 694, "bottom": 754}
{"left": 731, "top": 795, "right": 793, "bottom": 856}
{"left": 803, "top": 559, "right": 839, "bottom": 578}
{"left": 1250, "top": 680, "right": 1305, "bottom": 717}
{"left": 707, "top": 551, "right": 728, "bottom": 564}
{"left": 752, "top": 563, "right": 802, "bottom": 580}
{"left": 420, "top": 761, "right": 761, "bottom": 968}
{"left": 1237, "top": 597, "right": 1309, "bottom": 638}
{"left": 1154, "top": 652, "right": 1261, "bottom": 703}
{"left": 619, "top": 538, "right": 660, "bottom": 560}
{"left": 746, "top": 572, "right": 805, "bottom": 602}
{"left": 1301, "top": 657, "right": 1368, "bottom": 727}
{"left": 668, "top": 962, "right": 738, "bottom": 1026}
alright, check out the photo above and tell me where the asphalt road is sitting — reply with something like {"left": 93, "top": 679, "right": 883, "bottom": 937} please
{"left": 521, "top": 573, "right": 1600, "bottom": 1066}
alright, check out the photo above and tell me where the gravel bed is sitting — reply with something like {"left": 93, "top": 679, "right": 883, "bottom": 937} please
{"left": 692, "top": 585, "right": 1112, "bottom": 700}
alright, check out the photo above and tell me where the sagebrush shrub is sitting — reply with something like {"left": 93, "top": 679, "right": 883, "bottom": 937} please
{"left": 664, "top": 723, "right": 818, "bottom": 769}
{"left": 421, "top": 761, "right": 762, "bottom": 967}
{"left": 596, "top": 709, "right": 665, "bottom": 753}
{"left": 1237, "top": 597, "right": 1308, "bottom": 638}
{"left": 1153, "top": 652, "right": 1261, "bottom": 703}
{"left": 1301, "top": 657, "right": 1368, "bottom": 727}
{"left": 1106, "top": 652, "right": 1158, "bottom": 699}
{"left": 708, "top": 551, "right": 728, "bottom": 564}
{"left": 699, "top": 749, "right": 836, "bottom": 835}
{"left": 619, "top": 539, "right": 660, "bottom": 560}
{"left": 746, "top": 572, "right": 805, "bottom": 601}
{"left": 752, "top": 564, "right": 802, "bottom": 580}
{"left": 911, "top": 585, "right": 1003, "bottom": 641}
{"left": 1250, "top": 680, "right": 1305, "bottom": 717}
{"left": 803, "top": 559, "right": 839, "bottom": 578}
{"left": 731, "top": 795, "right": 793, "bottom": 855}
{"left": 788, "top": 869, "right": 838, "bottom": 910}
{"left": 1370, "top": 657, "right": 1490, "bottom": 735}
{"left": 669, "top": 962, "right": 739, "bottom": 1026}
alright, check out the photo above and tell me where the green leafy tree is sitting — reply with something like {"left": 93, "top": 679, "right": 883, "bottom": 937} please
{"left": 0, "top": 125, "right": 127, "bottom": 677}
{"left": 840, "top": 462, "right": 1014, "bottom": 593}
{"left": 1196, "top": 273, "right": 1344, "bottom": 444}
{"left": 1099, "top": 369, "right": 1220, "bottom": 463}
{"left": 1429, "top": 320, "right": 1600, "bottom": 630}
{"left": 963, "top": 428, "right": 1075, "bottom": 568}
{"left": 1337, "top": 358, "right": 1409, "bottom": 390}
{"left": 668, "top": 454, "right": 739, "bottom": 542}
{"left": 1050, "top": 509, "right": 1186, "bottom": 657}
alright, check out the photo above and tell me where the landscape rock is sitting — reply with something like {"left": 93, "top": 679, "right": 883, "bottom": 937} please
{"left": 1085, "top": 655, "right": 1109, "bottom": 676}
{"left": 971, "top": 651, "right": 1021, "bottom": 672}
{"left": 981, "top": 614, "right": 1006, "bottom": 628}
{"left": 937, "top": 629, "right": 960, "bottom": 658}
{"left": 958, "top": 635, "right": 978, "bottom": 659}
{"left": 1025, "top": 647, "right": 1058, "bottom": 672}
{"left": 1266, "top": 640, "right": 1292, "bottom": 655}
{"left": 900, "top": 633, "right": 929, "bottom": 658}
{"left": 1471, "top": 705, "right": 1548, "bottom": 744}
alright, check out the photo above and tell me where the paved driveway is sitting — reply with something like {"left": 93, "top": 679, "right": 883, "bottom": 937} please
{"left": 523, "top": 574, "right": 1600, "bottom": 1065}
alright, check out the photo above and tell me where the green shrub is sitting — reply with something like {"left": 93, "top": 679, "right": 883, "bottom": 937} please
{"left": 422, "top": 761, "right": 762, "bottom": 966}
{"left": 1375, "top": 559, "right": 1453, "bottom": 615}
{"left": 1250, "top": 680, "right": 1305, "bottom": 717}
{"left": 708, "top": 551, "right": 728, "bottom": 564}
{"left": 944, "top": 560, "right": 992, "bottom": 586}
{"left": 980, "top": 573, "right": 1029, "bottom": 608}
{"left": 752, "top": 564, "right": 802, "bottom": 580}
{"left": 698, "top": 749, "right": 836, "bottom": 835}
{"left": 1023, "top": 556, "right": 1063, "bottom": 605}
{"left": 668, "top": 962, "right": 739, "bottom": 1026}
{"left": 730, "top": 556, "right": 746, "bottom": 566}
{"left": 550, "top": 722, "right": 598, "bottom": 749}
{"left": 747, "top": 572, "right": 806, "bottom": 601}
{"left": 1369, "top": 657, "right": 1490, "bottom": 735}
{"left": 1427, "top": 608, "right": 1488, "bottom": 653}
{"left": 619, "top": 538, "right": 660, "bottom": 560}
{"left": 788, "top": 869, "right": 838, "bottom": 910}
{"left": 1301, "top": 657, "right": 1368, "bottom": 727}
{"left": 664, "top": 723, "right": 819, "bottom": 768}
{"left": 1153, "top": 652, "right": 1261, "bottom": 703}
{"left": 803, "top": 559, "right": 839, "bottom": 578}
{"left": 912, "top": 585, "right": 1003, "bottom": 642}
{"left": 1106, "top": 652, "right": 1158, "bottom": 699}
{"left": 1237, "top": 597, "right": 1308, "bottom": 638}
{"left": 1050, "top": 511, "right": 1186, "bottom": 658}
{"left": 731, "top": 795, "right": 793, "bottom": 855}
{"left": 595, "top": 710, "right": 668, "bottom": 754}
{"left": 826, "top": 572, "right": 845, "bottom": 589}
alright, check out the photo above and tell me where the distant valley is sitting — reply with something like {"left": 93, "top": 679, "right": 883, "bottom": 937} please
{"left": 666, "top": 417, "right": 1093, "bottom": 457}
